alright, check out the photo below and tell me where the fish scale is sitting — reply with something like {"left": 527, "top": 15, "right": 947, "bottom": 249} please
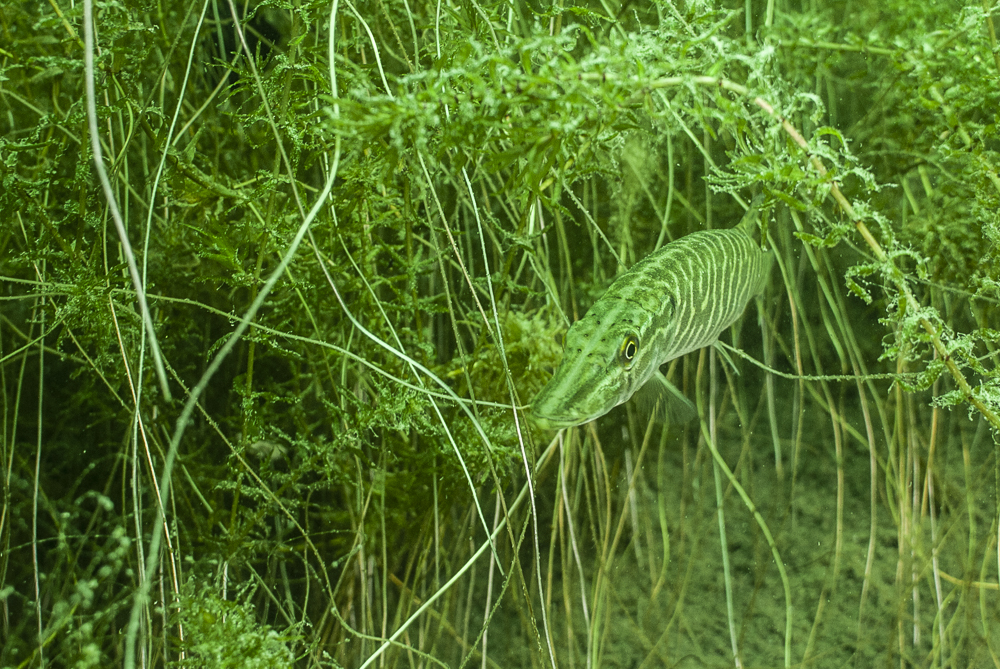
{"left": 532, "top": 208, "right": 771, "bottom": 429}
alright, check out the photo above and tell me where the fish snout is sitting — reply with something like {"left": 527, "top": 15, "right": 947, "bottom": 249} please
{"left": 530, "top": 362, "right": 608, "bottom": 429}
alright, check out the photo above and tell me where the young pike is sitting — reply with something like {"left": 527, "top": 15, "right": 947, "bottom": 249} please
{"left": 532, "top": 201, "right": 771, "bottom": 429}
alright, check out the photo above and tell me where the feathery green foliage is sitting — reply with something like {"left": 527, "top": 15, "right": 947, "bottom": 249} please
{"left": 2, "top": 0, "right": 1000, "bottom": 666}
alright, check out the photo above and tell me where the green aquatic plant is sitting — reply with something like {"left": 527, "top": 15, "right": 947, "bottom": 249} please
{"left": 2, "top": 0, "right": 1000, "bottom": 667}
{"left": 173, "top": 581, "right": 301, "bottom": 669}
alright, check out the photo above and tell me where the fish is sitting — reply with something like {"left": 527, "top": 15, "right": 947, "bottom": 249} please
{"left": 531, "top": 199, "right": 772, "bottom": 429}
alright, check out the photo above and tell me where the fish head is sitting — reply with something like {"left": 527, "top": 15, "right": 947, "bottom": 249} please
{"left": 531, "top": 298, "right": 673, "bottom": 429}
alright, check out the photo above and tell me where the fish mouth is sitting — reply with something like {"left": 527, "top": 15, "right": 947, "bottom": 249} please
{"left": 531, "top": 360, "right": 613, "bottom": 429}
{"left": 530, "top": 388, "right": 589, "bottom": 429}
{"left": 530, "top": 413, "right": 591, "bottom": 430}
{"left": 529, "top": 404, "right": 605, "bottom": 430}
{"left": 530, "top": 411, "right": 587, "bottom": 430}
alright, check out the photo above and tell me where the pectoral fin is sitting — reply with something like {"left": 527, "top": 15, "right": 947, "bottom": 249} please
{"left": 633, "top": 370, "right": 696, "bottom": 426}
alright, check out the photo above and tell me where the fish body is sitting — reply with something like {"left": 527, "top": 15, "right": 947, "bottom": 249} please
{"left": 532, "top": 212, "right": 771, "bottom": 429}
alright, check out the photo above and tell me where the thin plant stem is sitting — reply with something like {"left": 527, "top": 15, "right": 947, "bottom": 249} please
{"left": 711, "top": 348, "right": 741, "bottom": 668}
{"left": 32, "top": 274, "right": 44, "bottom": 667}
{"left": 83, "top": 0, "right": 171, "bottom": 402}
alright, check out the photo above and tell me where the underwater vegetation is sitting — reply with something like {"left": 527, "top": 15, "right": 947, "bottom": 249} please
{"left": 2, "top": 0, "right": 1000, "bottom": 666}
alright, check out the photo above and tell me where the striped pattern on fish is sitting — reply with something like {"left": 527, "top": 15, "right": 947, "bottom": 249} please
{"left": 532, "top": 207, "right": 771, "bottom": 429}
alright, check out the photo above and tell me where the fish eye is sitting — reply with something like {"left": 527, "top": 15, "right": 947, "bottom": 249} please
{"left": 619, "top": 334, "right": 639, "bottom": 368}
